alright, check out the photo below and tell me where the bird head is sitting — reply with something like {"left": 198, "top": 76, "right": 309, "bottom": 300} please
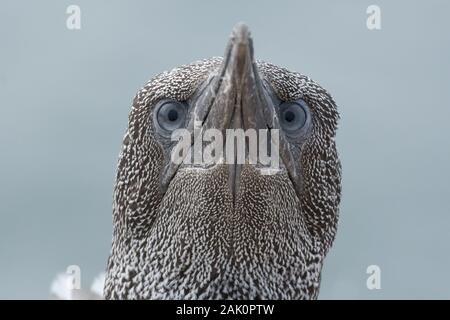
{"left": 105, "top": 23, "right": 341, "bottom": 299}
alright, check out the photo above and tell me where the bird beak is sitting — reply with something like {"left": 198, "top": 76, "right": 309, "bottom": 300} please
{"left": 199, "top": 23, "right": 298, "bottom": 197}
{"left": 163, "top": 23, "right": 300, "bottom": 199}
{"left": 201, "top": 23, "right": 269, "bottom": 132}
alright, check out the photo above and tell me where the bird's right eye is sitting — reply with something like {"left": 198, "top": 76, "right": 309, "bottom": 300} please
{"left": 155, "top": 100, "right": 187, "bottom": 132}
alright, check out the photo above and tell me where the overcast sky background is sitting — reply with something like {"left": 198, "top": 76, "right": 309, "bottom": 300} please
{"left": 1, "top": 0, "right": 449, "bottom": 299}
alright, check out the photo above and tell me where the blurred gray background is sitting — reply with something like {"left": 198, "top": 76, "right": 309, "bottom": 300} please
{"left": 1, "top": 0, "right": 449, "bottom": 299}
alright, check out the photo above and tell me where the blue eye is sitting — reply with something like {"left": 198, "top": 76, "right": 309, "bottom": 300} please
{"left": 155, "top": 101, "right": 187, "bottom": 131}
{"left": 279, "top": 101, "right": 308, "bottom": 133}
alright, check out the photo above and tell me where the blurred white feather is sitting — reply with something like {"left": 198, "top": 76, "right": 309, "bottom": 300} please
{"left": 50, "top": 273, "right": 75, "bottom": 300}
{"left": 90, "top": 272, "right": 105, "bottom": 299}
{"left": 49, "top": 271, "right": 105, "bottom": 300}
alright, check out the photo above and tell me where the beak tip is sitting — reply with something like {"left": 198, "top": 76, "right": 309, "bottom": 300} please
{"left": 231, "top": 22, "right": 251, "bottom": 44}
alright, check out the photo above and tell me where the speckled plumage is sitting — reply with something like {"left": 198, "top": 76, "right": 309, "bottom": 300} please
{"left": 104, "top": 28, "right": 341, "bottom": 299}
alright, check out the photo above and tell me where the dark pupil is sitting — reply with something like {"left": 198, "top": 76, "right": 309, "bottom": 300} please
{"left": 284, "top": 110, "right": 295, "bottom": 122}
{"left": 167, "top": 109, "right": 178, "bottom": 122}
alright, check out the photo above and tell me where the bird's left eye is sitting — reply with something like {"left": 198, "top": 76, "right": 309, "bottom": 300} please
{"left": 155, "top": 100, "right": 187, "bottom": 132}
{"left": 279, "top": 100, "right": 308, "bottom": 133}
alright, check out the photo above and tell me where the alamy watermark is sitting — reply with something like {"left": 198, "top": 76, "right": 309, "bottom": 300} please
{"left": 366, "top": 264, "right": 381, "bottom": 290}
{"left": 366, "top": 5, "right": 381, "bottom": 30}
{"left": 50, "top": 265, "right": 105, "bottom": 299}
{"left": 66, "top": 5, "right": 81, "bottom": 30}
{"left": 169, "top": 126, "right": 280, "bottom": 173}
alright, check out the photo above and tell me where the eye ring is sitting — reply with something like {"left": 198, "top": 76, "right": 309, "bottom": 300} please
{"left": 154, "top": 100, "right": 187, "bottom": 133}
{"left": 279, "top": 100, "right": 308, "bottom": 134}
